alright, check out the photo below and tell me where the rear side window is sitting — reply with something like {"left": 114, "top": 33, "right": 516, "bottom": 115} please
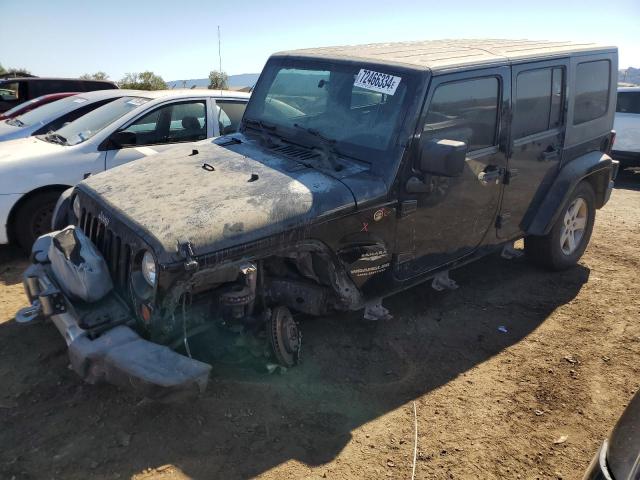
{"left": 573, "top": 60, "right": 610, "bottom": 125}
{"left": 513, "top": 67, "right": 564, "bottom": 138}
{"left": 423, "top": 77, "right": 500, "bottom": 151}
{"left": 616, "top": 91, "right": 640, "bottom": 114}
{"left": 217, "top": 100, "right": 247, "bottom": 133}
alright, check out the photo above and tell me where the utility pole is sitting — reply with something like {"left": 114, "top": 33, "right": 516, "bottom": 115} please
{"left": 218, "top": 26, "right": 222, "bottom": 74}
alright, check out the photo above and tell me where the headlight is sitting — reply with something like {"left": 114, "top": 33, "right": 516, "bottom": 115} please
{"left": 141, "top": 251, "right": 157, "bottom": 287}
{"left": 72, "top": 195, "right": 81, "bottom": 219}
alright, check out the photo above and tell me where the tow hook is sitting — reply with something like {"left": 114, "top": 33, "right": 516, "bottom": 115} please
{"left": 15, "top": 300, "right": 43, "bottom": 324}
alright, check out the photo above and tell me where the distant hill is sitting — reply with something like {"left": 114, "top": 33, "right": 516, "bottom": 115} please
{"left": 619, "top": 67, "right": 640, "bottom": 86}
{"left": 167, "top": 73, "right": 260, "bottom": 89}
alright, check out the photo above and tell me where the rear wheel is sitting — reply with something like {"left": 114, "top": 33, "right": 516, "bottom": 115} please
{"left": 525, "top": 181, "right": 595, "bottom": 271}
{"left": 13, "top": 190, "right": 62, "bottom": 253}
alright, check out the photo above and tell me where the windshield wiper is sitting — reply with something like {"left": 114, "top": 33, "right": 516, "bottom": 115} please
{"left": 293, "top": 123, "right": 343, "bottom": 171}
{"left": 244, "top": 117, "right": 283, "bottom": 147}
{"left": 44, "top": 132, "right": 68, "bottom": 145}
{"left": 6, "top": 117, "right": 24, "bottom": 127}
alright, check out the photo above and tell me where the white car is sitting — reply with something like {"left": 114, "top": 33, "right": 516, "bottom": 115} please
{"left": 613, "top": 86, "right": 640, "bottom": 170}
{"left": 0, "top": 89, "right": 250, "bottom": 249}
{"left": 0, "top": 90, "right": 128, "bottom": 142}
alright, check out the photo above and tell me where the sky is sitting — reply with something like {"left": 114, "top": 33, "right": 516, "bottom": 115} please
{"left": 1, "top": 0, "right": 639, "bottom": 81}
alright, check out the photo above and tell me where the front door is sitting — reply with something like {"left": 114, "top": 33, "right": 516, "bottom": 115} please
{"left": 498, "top": 59, "right": 568, "bottom": 239}
{"left": 105, "top": 99, "right": 209, "bottom": 170}
{"left": 395, "top": 67, "right": 510, "bottom": 279}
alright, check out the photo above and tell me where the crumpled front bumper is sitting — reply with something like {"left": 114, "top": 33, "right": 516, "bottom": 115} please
{"left": 19, "top": 259, "right": 211, "bottom": 400}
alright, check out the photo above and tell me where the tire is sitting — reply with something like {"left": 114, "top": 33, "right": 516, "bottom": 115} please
{"left": 525, "top": 181, "right": 596, "bottom": 271}
{"left": 13, "top": 190, "right": 63, "bottom": 253}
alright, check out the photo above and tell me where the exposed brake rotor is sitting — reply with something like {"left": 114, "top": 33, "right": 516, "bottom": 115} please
{"left": 267, "top": 306, "right": 301, "bottom": 367}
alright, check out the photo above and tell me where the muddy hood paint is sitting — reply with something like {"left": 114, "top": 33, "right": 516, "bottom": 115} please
{"left": 79, "top": 138, "right": 357, "bottom": 262}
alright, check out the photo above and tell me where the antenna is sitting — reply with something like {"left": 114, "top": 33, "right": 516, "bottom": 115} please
{"left": 217, "top": 25, "right": 222, "bottom": 74}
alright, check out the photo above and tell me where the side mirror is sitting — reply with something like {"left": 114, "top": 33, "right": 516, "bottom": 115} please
{"left": 420, "top": 138, "right": 468, "bottom": 177}
{"left": 110, "top": 130, "right": 137, "bottom": 148}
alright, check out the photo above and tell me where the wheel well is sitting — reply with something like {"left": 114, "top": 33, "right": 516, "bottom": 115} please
{"left": 6, "top": 184, "right": 71, "bottom": 244}
{"left": 583, "top": 170, "right": 610, "bottom": 209}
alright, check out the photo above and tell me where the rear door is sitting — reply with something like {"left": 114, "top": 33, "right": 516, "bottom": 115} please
{"left": 105, "top": 98, "right": 210, "bottom": 169}
{"left": 498, "top": 59, "right": 568, "bottom": 239}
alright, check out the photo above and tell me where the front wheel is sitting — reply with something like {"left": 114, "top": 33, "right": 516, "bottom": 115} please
{"left": 14, "top": 190, "right": 62, "bottom": 253}
{"left": 525, "top": 181, "right": 596, "bottom": 271}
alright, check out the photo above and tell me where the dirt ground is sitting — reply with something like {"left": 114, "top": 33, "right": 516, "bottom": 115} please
{"left": 0, "top": 171, "right": 638, "bottom": 480}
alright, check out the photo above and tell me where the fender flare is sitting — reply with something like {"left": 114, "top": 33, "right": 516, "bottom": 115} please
{"left": 51, "top": 187, "right": 76, "bottom": 231}
{"left": 526, "top": 152, "right": 614, "bottom": 236}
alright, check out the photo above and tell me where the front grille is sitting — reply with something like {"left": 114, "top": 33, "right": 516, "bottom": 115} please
{"left": 79, "top": 209, "right": 133, "bottom": 299}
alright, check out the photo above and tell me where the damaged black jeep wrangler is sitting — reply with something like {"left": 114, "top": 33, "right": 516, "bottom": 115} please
{"left": 19, "top": 40, "right": 619, "bottom": 397}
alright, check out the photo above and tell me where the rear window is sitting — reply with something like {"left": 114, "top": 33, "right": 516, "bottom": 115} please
{"left": 616, "top": 91, "right": 640, "bottom": 114}
{"left": 573, "top": 60, "right": 611, "bottom": 125}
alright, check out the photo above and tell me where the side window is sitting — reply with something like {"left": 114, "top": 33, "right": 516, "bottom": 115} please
{"left": 216, "top": 100, "right": 247, "bottom": 134}
{"left": 120, "top": 101, "right": 207, "bottom": 146}
{"left": 423, "top": 77, "right": 499, "bottom": 151}
{"left": 574, "top": 60, "right": 610, "bottom": 125}
{"left": 168, "top": 101, "right": 207, "bottom": 142}
{"left": 0, "top": 82, "right": 20, "bottom": 101}
{"left": 513, "top": 67, "right": 565, "bottom": 138}
{"left": 616, "top": 92, "right": 640, "bottom": 114}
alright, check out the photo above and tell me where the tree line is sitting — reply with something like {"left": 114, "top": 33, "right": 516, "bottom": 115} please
{"left": 2, "top": 63, "right": 229, "bottom": 90}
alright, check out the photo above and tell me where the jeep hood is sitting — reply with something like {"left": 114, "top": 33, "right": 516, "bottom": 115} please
{"left": 79, "top": 138, "right": 357, "bottom": 263}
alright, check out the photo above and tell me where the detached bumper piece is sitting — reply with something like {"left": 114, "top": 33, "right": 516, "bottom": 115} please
{"left": 69, "top": 326, "right": 211, "bottom": 400}
{"left": 20, "top": 261, "right": 211, "bottom": 400}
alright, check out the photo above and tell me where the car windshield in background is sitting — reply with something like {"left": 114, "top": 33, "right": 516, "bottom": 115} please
{"left": 245, "top": 60, "right": 412, "bottom": 161}
{"left": 53, "top": 96, "right": 150, "bottom": 146}
{"left": 7, "top": 95, "right": 88, "bottom": 127}
{"left": 2, "top": 98, "right": 39, "bottom": 118}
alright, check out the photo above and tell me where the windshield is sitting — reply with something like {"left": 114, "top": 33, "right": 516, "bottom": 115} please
{"left": 10, "top": 95, "right": 89, "bottom": 127}
{"left": 53, "top": 96, "right": 150, "bottom": 146}
{"left": 3, "top": 98, "right": 39, "bottom": 118}
{"left": 244, "top": 59, "right": 414, "bottom": 164}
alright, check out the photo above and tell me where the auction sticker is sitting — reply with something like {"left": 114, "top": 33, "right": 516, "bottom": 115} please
{"left": 354, "top": 69, "right": 401, "bottom": 95}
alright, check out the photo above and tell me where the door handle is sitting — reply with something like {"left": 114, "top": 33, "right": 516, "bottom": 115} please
{"left": 477, "top": 166, "right": 502, "bottom": 186}
{"left": 541, "top": 149, "right": 559, "bottom": 161}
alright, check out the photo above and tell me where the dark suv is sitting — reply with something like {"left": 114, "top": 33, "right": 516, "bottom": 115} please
{"left": 19, "top": 39, "right": 619, "bottom": 397}
{"left": 0, "top": 77, "right": 118, "bottom": 113}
